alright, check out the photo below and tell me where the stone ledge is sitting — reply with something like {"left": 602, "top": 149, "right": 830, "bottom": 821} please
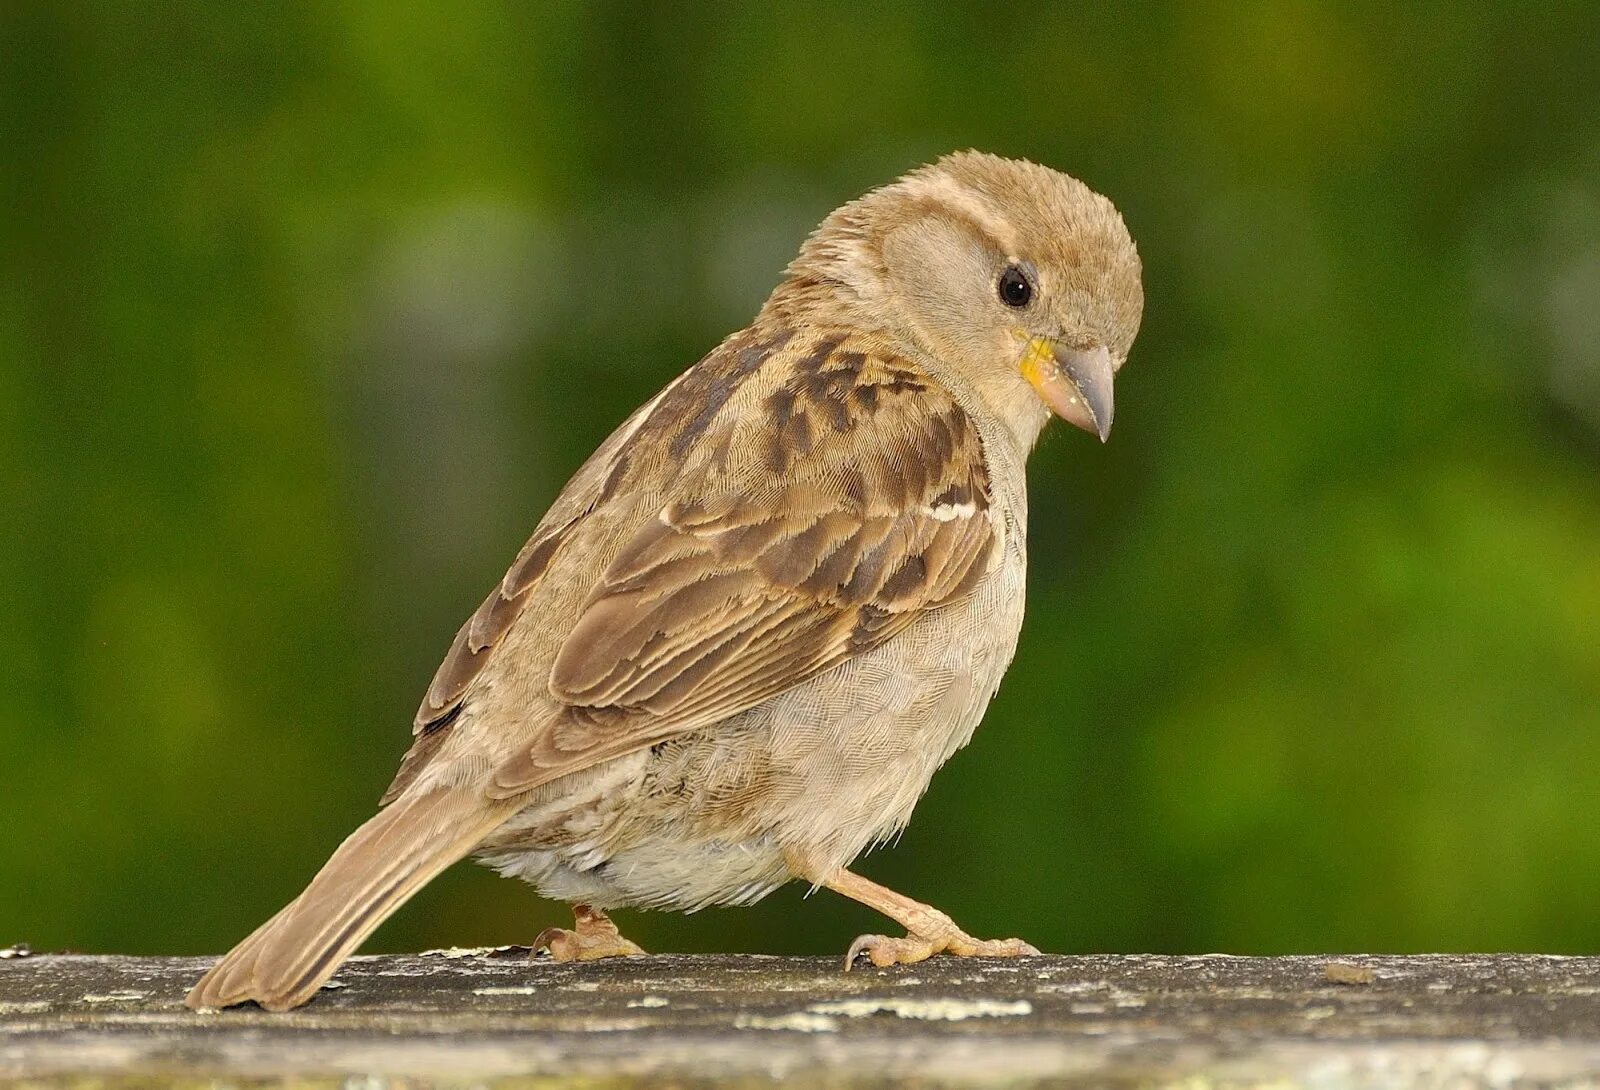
{"left": 4, "top": 950, "right": 1600, "bottom": 1086}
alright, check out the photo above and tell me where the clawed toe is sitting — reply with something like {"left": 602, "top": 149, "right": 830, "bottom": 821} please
{"left": 844, "top": 929, "right": 1039, "bottom": 969}
{"left": 533, "top": 926, "right": 646, "bottom": 962}
{"left": 787, "top": 861, "right": 1042, "bottom": 974}
{"left": 955, "top": 936, "right": 1040, "bottom": 958}
{"left": 533, "top": 904, "right": 646, "bottom": 963}
{"left": 845, "top": 932, "right": 927, "bottom": 969}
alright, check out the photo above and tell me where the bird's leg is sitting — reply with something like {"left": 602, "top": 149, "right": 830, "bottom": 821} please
{"left": 787, "top": 853, "right": 1040, "bottom": 969}
{"left": 532, "top": 903, "right": 646, "bottom": 962}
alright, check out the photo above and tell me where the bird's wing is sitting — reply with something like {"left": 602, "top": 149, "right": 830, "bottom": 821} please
{"left": 380, "top": 369, "right": 698, "bottom": 805}
{"left": 486, "top": 327, "right": 999, "bottom": 797}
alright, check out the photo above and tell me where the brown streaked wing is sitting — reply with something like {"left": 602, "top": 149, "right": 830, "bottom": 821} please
{"left": 380, "top": 328, "right": 799, "bottom": 805}
{"left": 489, "top": 334, "right": 996, "bottom": 797}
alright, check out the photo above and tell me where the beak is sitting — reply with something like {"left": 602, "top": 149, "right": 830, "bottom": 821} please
{"left": 1019, "top": 338, "right": 1115, "bottom": 442}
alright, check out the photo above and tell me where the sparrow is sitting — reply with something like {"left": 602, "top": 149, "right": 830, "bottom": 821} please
{"left": 187, "top": 150, "right": 1143, "bottom": 1011}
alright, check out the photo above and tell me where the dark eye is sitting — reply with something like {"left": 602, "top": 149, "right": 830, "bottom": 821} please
{"left": 997, "top": 265, "right": 1032, "bottom": 308}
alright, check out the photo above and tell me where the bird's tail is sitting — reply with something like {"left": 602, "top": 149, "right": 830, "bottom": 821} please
{"left": 185, "top": 788, "right": 516, "bottom": 1011}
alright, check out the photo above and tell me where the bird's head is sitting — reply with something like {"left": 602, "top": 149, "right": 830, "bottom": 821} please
{"left": 772, "top": 151, "right": 1143, "bottom": 447}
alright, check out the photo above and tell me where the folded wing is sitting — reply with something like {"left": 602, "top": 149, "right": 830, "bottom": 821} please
{"left": 490, "top": 332, "right": 998, "bottom": 796}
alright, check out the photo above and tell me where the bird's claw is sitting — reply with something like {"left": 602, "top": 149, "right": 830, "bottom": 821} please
{"left": 844, "top": 929, "right": 1039, "bottom": 969}
{"left": 532, "top": 908, "right": 647, "bottom": 963}
{"left": 532, "top": 926, "right": 646, "bottom": 962}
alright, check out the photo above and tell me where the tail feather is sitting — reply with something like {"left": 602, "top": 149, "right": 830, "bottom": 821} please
{"left": 186, "top": 789, "right": 514, "bottom": 1011}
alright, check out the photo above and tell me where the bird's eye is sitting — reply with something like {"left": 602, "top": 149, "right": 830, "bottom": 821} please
{"left": 997, "top": 265, "right": 1032, "bottom": 308}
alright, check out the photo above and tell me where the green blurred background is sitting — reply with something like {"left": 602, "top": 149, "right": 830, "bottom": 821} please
{"left": 4, "top": 2, "right": 1599, "bottom": 959}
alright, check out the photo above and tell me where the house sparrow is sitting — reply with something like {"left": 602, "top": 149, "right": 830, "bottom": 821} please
{"left": 187, "top": 150, "right": 1143, "bottom": 1011}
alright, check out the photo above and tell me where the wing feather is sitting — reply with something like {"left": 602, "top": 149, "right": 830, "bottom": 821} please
{"left": 489, "top": 330, "right": 997, "bottom": 797}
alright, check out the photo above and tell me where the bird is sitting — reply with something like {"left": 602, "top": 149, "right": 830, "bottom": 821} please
{"left": 186, "top": 150, "right": 1144, "bottom": 1011}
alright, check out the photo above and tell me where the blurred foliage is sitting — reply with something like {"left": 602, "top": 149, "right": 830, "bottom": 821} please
{"left": 2, "top": 2, "right": 1599, "bottom": 958}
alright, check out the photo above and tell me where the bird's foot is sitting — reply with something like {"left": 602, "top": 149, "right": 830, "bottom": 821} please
{"left": 533, "top": 903, "right": 646, "bottom": 962}
{"left": 845, "top": 918, "right": 1039, "bottom": 969}
{"left": 780, "top": 854, "right": 1041, "bottom": 971}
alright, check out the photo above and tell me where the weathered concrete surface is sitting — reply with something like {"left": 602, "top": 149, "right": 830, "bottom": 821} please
{"left": 5, "top": 949, "right": 1600, "bottom": 1087}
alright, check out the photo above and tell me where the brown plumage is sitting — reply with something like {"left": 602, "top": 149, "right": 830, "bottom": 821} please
{"left": 185, "top": 789, "right": 521, "bottom": 1011}
{"left": 187, "top": 151, "right": 1143, "bottom": 1010}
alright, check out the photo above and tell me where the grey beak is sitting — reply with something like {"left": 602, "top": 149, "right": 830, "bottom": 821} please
{"left": 1025, "top": 341, "right": 1115, "bottom": 442}
{"left": 1056, "top": 343, "right": 1115, "bottom": 442}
